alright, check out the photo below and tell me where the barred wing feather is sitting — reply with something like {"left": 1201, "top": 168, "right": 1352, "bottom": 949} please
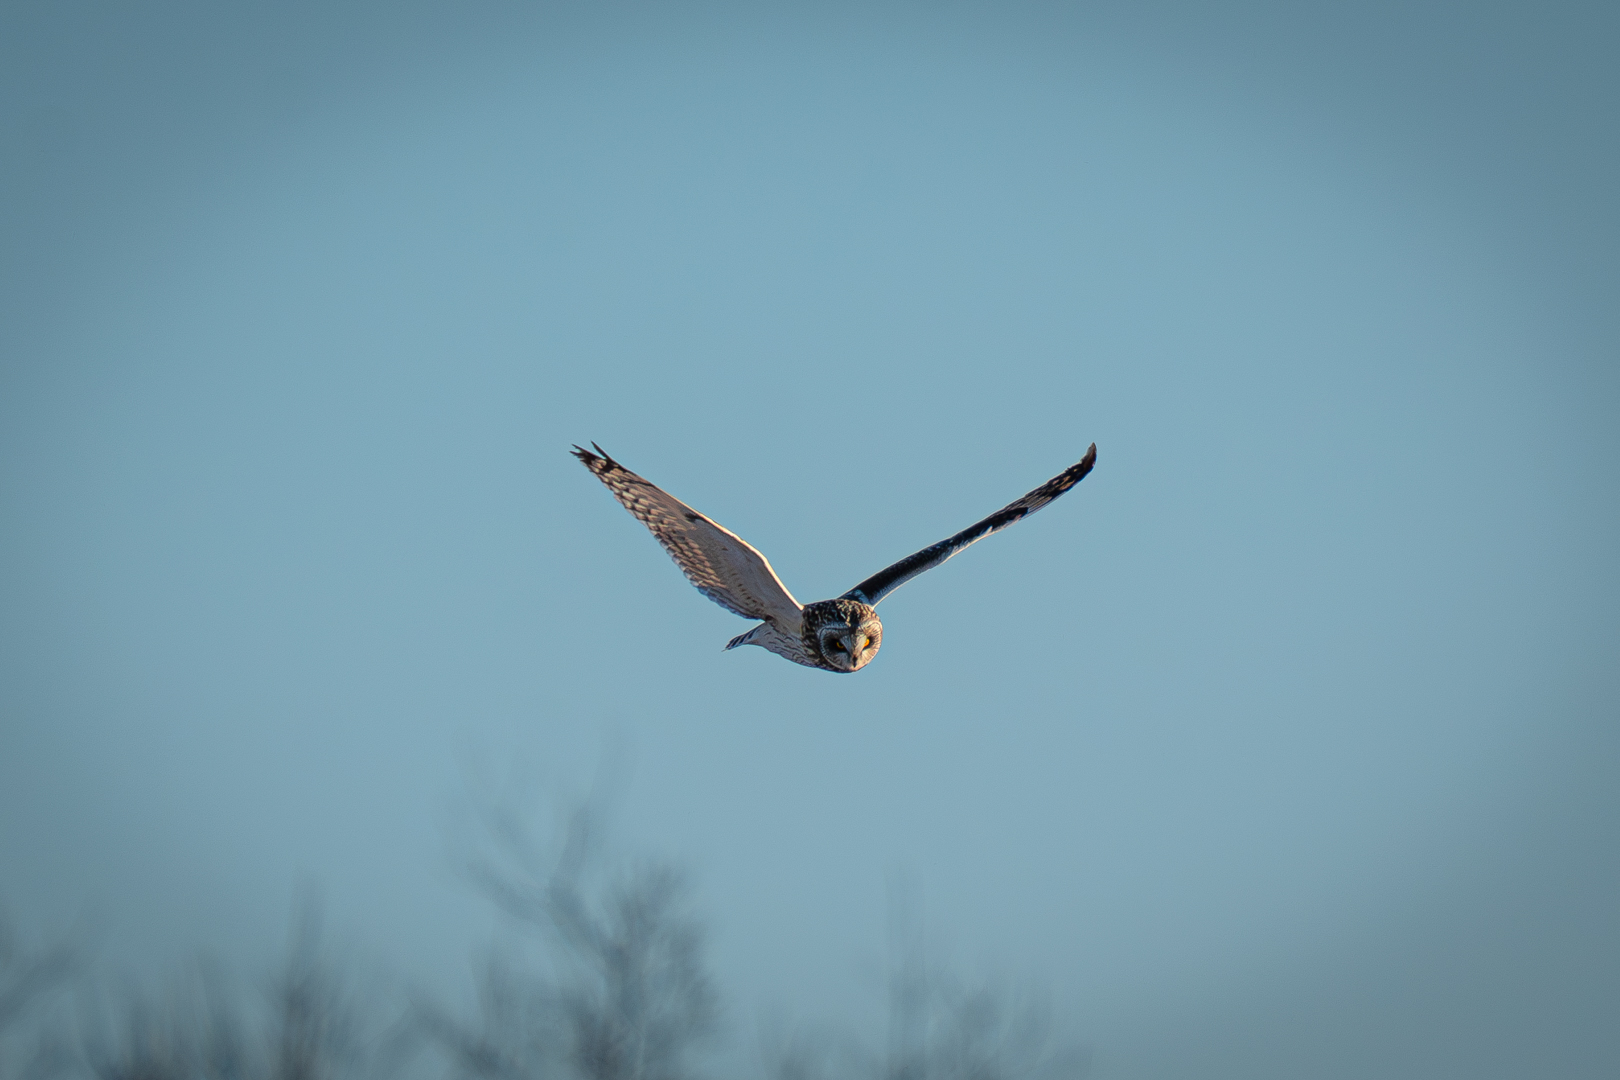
{"left": 572, "top": 445, "right": 804, "bottom": 631}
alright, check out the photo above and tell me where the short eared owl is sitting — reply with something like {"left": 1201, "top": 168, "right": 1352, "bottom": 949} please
{"left": 572, "top": 443, "right": 1097, "bottom": 673}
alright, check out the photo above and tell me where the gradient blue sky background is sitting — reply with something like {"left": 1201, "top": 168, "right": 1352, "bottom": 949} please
{"left": 2, "top": 2, "right": 1617, "bottom": 1076}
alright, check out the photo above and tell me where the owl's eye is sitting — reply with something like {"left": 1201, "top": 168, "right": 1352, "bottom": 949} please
{"left": 862, "top": 637, "right": 873, "bottom": 650}
{"left": 826, "top": 640, "right": 845, "bottom": 652}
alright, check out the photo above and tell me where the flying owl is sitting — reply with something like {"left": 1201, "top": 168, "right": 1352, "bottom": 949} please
{"left": 572, "top": 443, "right": 1097, "bottom": 673}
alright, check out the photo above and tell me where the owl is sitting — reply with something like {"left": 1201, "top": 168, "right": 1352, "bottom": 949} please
{"left": 572, "top": 443, "right": 1096, "bottom": 673}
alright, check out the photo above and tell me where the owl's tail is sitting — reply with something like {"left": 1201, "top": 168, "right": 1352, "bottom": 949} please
{"left": 723, "top": 620, "right": 824, "bottom": 669}
{"left": 725, "top": 623, "right": 768, "bottom": 650}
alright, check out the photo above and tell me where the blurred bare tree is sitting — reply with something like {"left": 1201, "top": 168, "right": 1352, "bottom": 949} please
{"left": 0, "top": 915, "right": 75, "bottom": 1079}
{"left": 265, "top": 910, "right": 357, "bottom": 1080}
{"left": 761, "top": 924, "right": 1088, "bottom": 1080}
{"left": 83, "top": 977, "right": 246, "bottom": 1080}
{"left": 5, "top": 799, "right": 1081, "bottom": 1080}
{"left": 81, "top": 908, "right": 417, "bottom": 1080}
{"left": 883, "top": 967, "right": 1087, "bottom": 1080}
{"left": 430, "top": 802, "right": 717, "bottom": 1080}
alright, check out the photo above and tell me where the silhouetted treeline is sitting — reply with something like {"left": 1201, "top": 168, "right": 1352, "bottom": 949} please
{"left": 1, "top": 807, "right": 1086, "bottom": 1080}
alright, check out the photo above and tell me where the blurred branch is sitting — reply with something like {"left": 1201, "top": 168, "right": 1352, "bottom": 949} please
{"left": 80, "top": 905, "right": 421, "bottom": 1080}
{"left": 0, "top": 920, "right": 74, "bottom": 1037}
{"left": 761, "top": 923, "right": 1089, "bottom": 1080}
{"left": 0, "top": 914, "right": 77, "bottom": 1080}
{"left": 439, "top": 798, "right": 717, "bottom": 1080}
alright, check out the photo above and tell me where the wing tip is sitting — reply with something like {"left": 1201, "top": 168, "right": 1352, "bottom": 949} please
{"left": 571, "top": 442, "right": 622, "bottom": 474}
{"left": 1075, "top": 443, "right": 1096, "bottom": 472}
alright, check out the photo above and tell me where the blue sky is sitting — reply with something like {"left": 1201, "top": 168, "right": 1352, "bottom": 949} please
{"left": 2, "top": 3, "right": 1616, "bottom": 1076}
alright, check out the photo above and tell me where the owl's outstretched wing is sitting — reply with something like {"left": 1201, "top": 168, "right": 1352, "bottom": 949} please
{"left": 573, "top": 444, "right": 804, "bottom": 630}
{"left": 841, "top": 444, "right": 1097, "bottom": 606}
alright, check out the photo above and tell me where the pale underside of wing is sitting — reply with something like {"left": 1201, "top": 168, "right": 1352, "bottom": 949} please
{"left": 573, "top": 445, "right": 804, "bottom": 633}
{"left": 842, "top": 444, "right": 1097, "bottom": 606}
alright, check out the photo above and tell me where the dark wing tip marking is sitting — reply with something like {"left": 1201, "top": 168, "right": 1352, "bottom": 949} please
{"left": 1027, "top": 443, "right": 1096, "bottom": 505}
{"left": 573, "top": 444, "right": 643, "bottom": 493}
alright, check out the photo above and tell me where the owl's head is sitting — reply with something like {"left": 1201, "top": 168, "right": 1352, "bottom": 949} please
{"left": 806, "top": 599, "right": 882, "bottom": 672}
